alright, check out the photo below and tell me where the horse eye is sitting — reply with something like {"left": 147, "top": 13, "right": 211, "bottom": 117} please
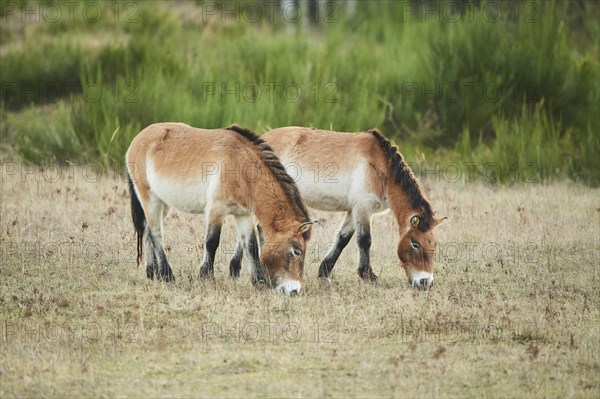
{"left": 411, "top": 241, "right": 420, "bottom": 250}
{"left": 290, "top": 247, "right": 302, "bottom": 258}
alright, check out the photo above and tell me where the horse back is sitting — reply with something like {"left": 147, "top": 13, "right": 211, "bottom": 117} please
{"left": 262, "top": 127, "right": 390, "bottom": 211}
{"left": 125, "top": 123, "right": 257, "bottom": 214}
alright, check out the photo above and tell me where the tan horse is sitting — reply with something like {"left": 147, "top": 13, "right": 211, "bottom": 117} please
{"left": 261, "top": 127, "right": 445, "bottom": 289}
{"left": 125, "top": 123, "right": 314, "bottom": 295}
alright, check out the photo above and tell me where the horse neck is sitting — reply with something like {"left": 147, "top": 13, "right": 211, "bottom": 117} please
{"left": 248, "top": 172, "right": 299, "bottom": 237}
{"left": 386, "top": 181, "right": 417, "bottom": 235}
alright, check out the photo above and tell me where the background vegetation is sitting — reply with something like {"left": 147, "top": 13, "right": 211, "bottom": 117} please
{"left": 1, "top": 0, "right": 599, "bottom": 185}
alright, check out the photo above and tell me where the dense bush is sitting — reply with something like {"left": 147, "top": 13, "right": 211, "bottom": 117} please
{"left": 1, "top": 0, "right": 598, "bottom": 185}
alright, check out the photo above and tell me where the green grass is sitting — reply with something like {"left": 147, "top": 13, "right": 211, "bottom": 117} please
{"left": 1, "top": 0, "right": 599, "bottom": 184}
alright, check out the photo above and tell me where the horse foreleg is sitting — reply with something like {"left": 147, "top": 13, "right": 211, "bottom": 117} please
{"left": 229, "top": 215, "right": 253, "bottom": 278}
{"left": 354, "top": 210, "right": 377, "bottom": 282}
{"left": 229, "top": 238, "right": 243, "bottom": 278}
{"left": 256, "top": 223, "right": 265, "bottom": 247}
{"left": 247, "top": 229, "right": 266, "bottom": 286}
{"left": 199, "top": 208, "right": 223, "bottom": 279}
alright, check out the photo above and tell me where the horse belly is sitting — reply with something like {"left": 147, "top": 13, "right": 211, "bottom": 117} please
{"left": 149, "top": 175, "right": 209, "bottom": 214}
{"left": 292, "top": 161, "right": 384, "bottom": 213}
{"left": 292, "top": 165, "right": 354, "bottom": 211}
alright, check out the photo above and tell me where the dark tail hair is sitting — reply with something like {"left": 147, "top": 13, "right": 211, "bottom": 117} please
{"left": 128, "top": 173, "right": 145, "bottom": 266}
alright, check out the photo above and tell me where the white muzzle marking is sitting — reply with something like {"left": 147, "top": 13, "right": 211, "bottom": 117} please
{"left": 411, "top": 271, "right": 434, "bottom": 290}
{"left": 275, "top": 279, "right": 302, "bottom": 296}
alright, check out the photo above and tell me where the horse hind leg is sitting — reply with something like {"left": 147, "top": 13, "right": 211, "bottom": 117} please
{"left": 144, "top": 231, "right": 158, "bottom": 279}
{"left": 146, "top": 194, "right": 175, "bottom": 282}
{"left": 318, "top": 212, "right": 355, "bottom": 279}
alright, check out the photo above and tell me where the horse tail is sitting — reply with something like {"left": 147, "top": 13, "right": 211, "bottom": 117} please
{"left": 127, "top": 173, "right": 145, "bottom": 266}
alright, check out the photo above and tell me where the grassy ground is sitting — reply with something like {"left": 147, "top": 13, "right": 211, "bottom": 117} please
{"left": 1, "top": 166, "right": 598, "bottom": 397}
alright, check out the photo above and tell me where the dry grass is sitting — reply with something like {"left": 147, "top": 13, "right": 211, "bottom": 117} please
{"left": 1, "top": 166, "right": 599, "bottom": 398}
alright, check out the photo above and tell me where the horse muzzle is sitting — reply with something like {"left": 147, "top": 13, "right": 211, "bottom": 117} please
{"left": 274, "top": 279, "right": 302, "bottom": 296}
{"left": 410, "top": 271, "right": 434, "bottom": 290}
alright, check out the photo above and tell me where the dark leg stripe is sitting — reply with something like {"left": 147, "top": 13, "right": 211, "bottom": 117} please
{"left": 148, "top": 230, "right": 175, "bottom": 282}
{"left": 318, "top": 230, "right": 354, "bottom": 277}
{"left": 200, "top": 225, "right": 222, "bottom": 278}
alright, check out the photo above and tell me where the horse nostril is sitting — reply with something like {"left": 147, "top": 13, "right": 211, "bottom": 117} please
{"left": 289, "top": 289, "right": 298, "bottom": 296}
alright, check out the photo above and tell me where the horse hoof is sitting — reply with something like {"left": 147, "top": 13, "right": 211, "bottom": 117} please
{"left": 199, "top": 266, "right": 214, "bottom": 280}
{"left": 318, "top": 277, "right": 333, "bottom": 286}
{"left": 158, "top": 271, "right": 175, "bottom": 282}
{"left": 359, "top": 271, "right": 378, "bottom": 283}
{"left": 251, "top": 276, "right": 267, "bottom": 287}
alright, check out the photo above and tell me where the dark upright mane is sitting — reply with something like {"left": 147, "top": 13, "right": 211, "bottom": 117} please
{"left": 368, "top": 129, "right": 434, "bottom": 232}
{"left": 226, "top": 124, "right": 311, "bottom": 231}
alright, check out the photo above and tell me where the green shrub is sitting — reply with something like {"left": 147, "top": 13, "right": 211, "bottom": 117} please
{"left": 0, "top": 40, "right": 83, "bottom": 110}
{"left": 1, "top": 0, "right": 598, "bottom": 184}
{"left": 9, "top": 103, "right": 84, "bottom": 163}
{"left": 490, "top": 102, "right": 568, "bottom": 183}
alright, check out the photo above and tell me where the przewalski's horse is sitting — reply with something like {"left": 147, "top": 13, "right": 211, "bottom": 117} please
{"left": 125, "top": 123, "right": 314, "bottom": 295}
{"left": 261, "top": 127, "right": 445, "bottom": 289}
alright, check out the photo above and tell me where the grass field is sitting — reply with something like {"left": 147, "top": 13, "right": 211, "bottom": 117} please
{"left": 1, "top": 166, "right": 598, "bottom": 397}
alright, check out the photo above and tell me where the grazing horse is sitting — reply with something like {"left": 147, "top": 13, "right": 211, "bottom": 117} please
{"left": 261, "top": 127, "right": 445, "bottom": 289}
{"left": 125, "top": 123, "right": 314, "bottom": 295}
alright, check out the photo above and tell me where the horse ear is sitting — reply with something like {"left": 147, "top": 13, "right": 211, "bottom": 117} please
{"left": 433, "top": 217, "right": 447, "bottom": 227}
{"left": 410, "top": 215, "right": 420, "bottom": 229}
{"left": 297, "top": 221, "right": 315, "bottom": 236}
